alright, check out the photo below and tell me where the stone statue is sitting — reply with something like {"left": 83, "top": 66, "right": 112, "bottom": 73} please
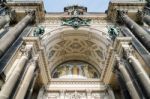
{"left": 83, "top": 65, "right": 89, "bottom": 78}
{"left": 60, "top": 66, "right": 67, "bottom": 76}
{"left": 33, "top": 26, "right": 45, "bottom": 37}
{"left": 73, "top": 9, "right": 78, "bottom": 16}
{"left": 107, "top": 26, "right": 119, "bottom": 40}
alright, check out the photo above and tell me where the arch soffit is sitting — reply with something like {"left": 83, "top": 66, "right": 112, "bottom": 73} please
{"left": 41, "top": 27, "right": 112, "bottom": 75}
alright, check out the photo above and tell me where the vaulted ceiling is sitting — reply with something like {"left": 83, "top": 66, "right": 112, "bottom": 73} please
{"left": 41, "top": 27, "right": 111, "bottom": 75}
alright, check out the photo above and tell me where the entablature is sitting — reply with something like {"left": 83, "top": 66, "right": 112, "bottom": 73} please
{"left": 107, "top": 0, "right": 146, "bottom": 22}
{"left": 6, "top": 0, "right": 45, "bottom": 23}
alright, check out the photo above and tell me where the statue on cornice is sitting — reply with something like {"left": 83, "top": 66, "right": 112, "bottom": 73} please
{"left": 64, "top": 5, "right": 87, "bottom": 16}
{"left": 107, "top": 26, "right": 120, "bottom": 40}
{"left": 33, "top": 26, "right": 45, "bottom": 37}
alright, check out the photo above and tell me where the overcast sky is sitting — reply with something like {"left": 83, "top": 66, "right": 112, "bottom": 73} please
{"left": 43, "top": 0, "right": 110, "bottom": 12}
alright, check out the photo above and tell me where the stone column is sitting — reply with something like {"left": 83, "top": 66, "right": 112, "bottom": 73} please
{"left": 26, "top": 70, "right": 39, "bottom": 99}
{"left": 0, "top": 11, "right": 35, "bottom": 58}
{"left": 124, "top": 47, "right": 150, "bottom": 98}
{"left": 5, "top": 59, "right": 20, "bottom": 80}
{"left": 143, "top": 15, "right": 150, "bottom": 26}
{"left": 116, "top": 57, "right": 140, "bottom": 99}
{"left": 0, "top": 15, "right": 10, "bottom": 29}
{"left": 15, "top": 59, "right": 37, "bottom": 99}
{"left": 0, "top": 45, "right": 32, "bottom": 99}
{"left": 115, "top": 70, "right": 131, "bottom": 99}
{"left": 117, "top": 10, "right": 150, "bottom": 51}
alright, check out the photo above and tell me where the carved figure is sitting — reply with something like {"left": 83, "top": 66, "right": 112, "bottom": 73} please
{"left": 33, "top": 26, "right": 45, "bottom": 37}
{"left": 83, "top": 65, "right": 89, "bottom": 78}
{"left": 107, "top": 26, "right": 119, "bottom": 40}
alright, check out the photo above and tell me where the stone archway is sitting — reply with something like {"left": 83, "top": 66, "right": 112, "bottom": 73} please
{"left": 41, "top": 27, "right": 111, "bottom": 76}
{"left": 37, "top": 27, "right": 114, "bottom": 99}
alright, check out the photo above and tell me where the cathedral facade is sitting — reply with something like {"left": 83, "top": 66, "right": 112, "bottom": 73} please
{"left": 0, "top": 0, "right": 150, "bottom": 99}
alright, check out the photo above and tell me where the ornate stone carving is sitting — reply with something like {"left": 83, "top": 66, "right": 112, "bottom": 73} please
{"left": 47, "top": 38, "right": 106, "bottom": 72}
{"left": 70, "top": 43, "right": 81, "bottom": 49}
{"left": 116, "top": 10, "right": 127, "bottom": 24}
{"left": 62, "top": 17, "right": 91, "bottom": 29}
{"left": 66, "top": 91, "right": 84, "bottom": 99}
{"left": 20, "top": 44, "right": 32, "bottom": 58}
{"left": 136, "top": 10, "right": 144, "bottom": 25}
{"left": 113, "top": 55, "right": 125, "bottom": 72}
{"left": 64, "top": 5, "right": 87, "bottom": 15}
{"left": 9, "top": 10, "right": 17, "bottom": 24}
{"left": 25, "top": 10, "right": 36, "bottom": 16}
{"left": 122, "top": 45, "right": 134, "bottom": 60}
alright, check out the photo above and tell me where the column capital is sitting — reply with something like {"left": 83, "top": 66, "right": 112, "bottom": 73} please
{"left": 25, "top": 10, "right": 36, "bottom": 16}
{"left": 122, "top": 45, "right": 134, "bottom": 60}
{"left": 9, "top": 10, "right": 17, "bottom": 24}
{"left": 25, "top": 10, "right": 36, "bottom": 23}
{"left": 136, "top": 10, "right": 144, "bottom": 25}
{"left": 113, "top": 56, "right": 124, "bottom": 72}
{"left": 28, "top": 58, "right": 38, "bottom": 68}
{"left": 20, "top": 44, "right": 33, "bottom": 58}
{"left": 116, "top": 10, "right": 128, "bottom": 23}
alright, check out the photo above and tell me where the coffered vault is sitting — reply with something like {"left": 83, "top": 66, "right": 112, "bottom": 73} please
{"left": 40, "top": 27, "right": 111, "bottom": 76}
